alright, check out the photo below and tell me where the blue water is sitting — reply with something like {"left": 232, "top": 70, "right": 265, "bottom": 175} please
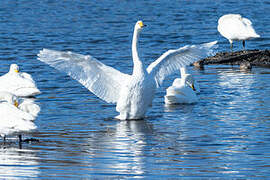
{"left": 0, "top": 0, "right": 270, "bottom": 179}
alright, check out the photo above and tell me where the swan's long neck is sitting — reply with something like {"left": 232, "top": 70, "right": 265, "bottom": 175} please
{"left": 132, "top": 28, "right": 145, "bottom": 76}
{"left": 180, "top": 67, "right": 188, "bottom": 77}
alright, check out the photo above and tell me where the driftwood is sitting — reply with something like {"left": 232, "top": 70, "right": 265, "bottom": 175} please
{"left": 196, "top": 50, "right": 270, "bottom": 68}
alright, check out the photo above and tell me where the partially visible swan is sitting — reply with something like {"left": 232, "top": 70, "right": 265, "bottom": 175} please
{"left": 0, "top": 91, "right": 40, "bottom": 119}
{"left": 164, "top": 67, "right": 198, "bottom": 104}
{"left": 0, "top": 64, "right": 41, "bottom": 97}
{"left": 217, "top": 14, "right": 260, "bottom": 50}
{"left": 168, "top": 67, "right": 200, "bottom": 93}
{"left": 37, "top": 20, "right": 217, "bottom": 120}
{"left": 18, "top": 98, "right": 40, "bottom": 118}
{"left": 0, "top": 91, "right": 37, "bottom": 142}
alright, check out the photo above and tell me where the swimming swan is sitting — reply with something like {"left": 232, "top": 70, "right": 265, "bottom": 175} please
{"left": 165, "top": 67, "right": 198, "bottom": 104}
{"left": 167, "top": 67, "right": 200, "bottom": 93}
{"left": 0, "top": 64, "right": 41, "bottom": 97}
{"left": 37, "top": 21, "right": 216, "bottom": 120}
{"left": 217, "top": 14, "right": 260, "bottom": 50}
{"left": 0, "top": 91, "right": 37, "bottom": 141}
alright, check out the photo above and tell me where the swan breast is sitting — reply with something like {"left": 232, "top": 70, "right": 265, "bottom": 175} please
{"left": 116, "top": 74, "right": 156, "bottom": 119}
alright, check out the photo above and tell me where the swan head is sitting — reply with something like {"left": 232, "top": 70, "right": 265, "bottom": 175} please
{"left": 135, "top": 20, "right": 146, "bottom": 32}
{"left": 184, "top": 74, "right": 196, "bottom": 91}
{"left": 10, "top": 64, "right": 19, "bottom": 73}
{"left": 0, "top": 91, "right": 18, "bottom": 107}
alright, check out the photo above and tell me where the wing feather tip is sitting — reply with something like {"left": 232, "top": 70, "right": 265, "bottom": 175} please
{"left": 203, "top": 40, "right": 218, "bottom": 48}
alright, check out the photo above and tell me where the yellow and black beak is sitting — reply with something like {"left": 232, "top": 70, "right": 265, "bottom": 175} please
{"left": 191, "top": 84, "right": 196, "bottom": 91}
{"left": 14, "top": 100, "right": 19, "bottom": 108}
{"left": 139, "top": 21, "right": 146, "bottom": 28}
{"left": 14, "top": 69, "right": 19, "bottom": 73}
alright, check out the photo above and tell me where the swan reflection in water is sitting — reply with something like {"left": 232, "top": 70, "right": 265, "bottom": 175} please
{"left": 0, "top": 147, "right": 40, "bottom": 179}
{"left": 84, "top": 120, "right": 153, "bottom": 177}
{"left": 216, "top": 68, "right": 269, "bottom": 117}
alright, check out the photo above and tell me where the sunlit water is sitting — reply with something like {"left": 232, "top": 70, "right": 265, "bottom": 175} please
{"left": 0, "top": 0, "right": 270, "bottom": 179}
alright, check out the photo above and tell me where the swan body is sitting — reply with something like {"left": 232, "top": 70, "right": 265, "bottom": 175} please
{"left": 0, "top": 64, "right": 41, "bottom": 97}
{"left": 0, "top": 92, "right": 37, "bottom": 138}
{"left": 37, "top": 21, "right": 217, "bottom": 120}
{"left": 116, "top": 73, "right": 156, "bottom": 119}
{"left": 217, "top": 14, "right": 260, "bottom": 50}
{"left": 165, "top": 68, "right": 198, "bottom": 104}
{"left": 0, "top": 91, "right": 40, "bottom": 119}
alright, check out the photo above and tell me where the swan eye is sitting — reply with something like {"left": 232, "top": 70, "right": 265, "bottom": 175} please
{"left": 138, "top": 21, "right": 144, "bottom": 28}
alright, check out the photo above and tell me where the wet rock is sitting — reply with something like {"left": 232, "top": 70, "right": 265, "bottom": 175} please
{"left": 197, "top": 49, "right": 270, "bottom": 68}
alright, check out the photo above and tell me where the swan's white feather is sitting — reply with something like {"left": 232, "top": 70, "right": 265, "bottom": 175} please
{"left": 38, "top": 49, "right": 131, "bottom": 103}
{"left": 165, "top": 73, "right": 198, "bottom": 105}
{"left": 0, "top": 64, "right": 41, "bottom": 97}
{"left": 19, "top": 98, "right": 40, "bottom": 117}
{"left": 21, "top": 72, "right": 35, "bottom": 82}
{"left": 147, "top": 41, "right": 217, "bottom": 87}
{"left": 165, "top": 87, "right": 198, "bottom": 104}
{"left": 0, "top": 103, "right": 36, "bottom": 137}
{"left": 217, "top": 14, "right": 260, "bottom": 42}
{"left": 0, "top": 91, "right": 39, "bottom": 137}
{"left": 0, "top": 91, "right": 37, "bottom": 121}
{"left": 170, "top": 67, "right": 200, "bottom": 93}
{"left": 171, "top": 78, "right": 200, "bottom": 93}
{"left": 0, "top": 102, "right": 35, "bottom": 121}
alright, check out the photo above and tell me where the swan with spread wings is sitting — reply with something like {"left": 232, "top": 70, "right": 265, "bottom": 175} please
{"left": 38, "top": 21, "right": 216, "bottom": 120}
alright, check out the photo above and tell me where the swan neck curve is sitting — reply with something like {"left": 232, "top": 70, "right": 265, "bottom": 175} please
{"left": 180, "top": 67, "right": 188, "bottom": 77}
{"left": 132, "top": 27, "right": 144, "bottom": 75}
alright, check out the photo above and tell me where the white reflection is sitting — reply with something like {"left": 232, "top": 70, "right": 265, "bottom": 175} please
{"left": 216, "top": 69, "right": 257, "bottom": 119}
{"left": 213, "top": 67, "right": 270, "bottom": 121}
{"left": 218, "top": 70, "right": 255, "bottom": 95}
{"left": 85, "top": 120, "right": 152, "bottom": 176}
{"left": 214, "top": 68, "right": 269, "bottom": 175}
{"left": 110, "top": 121, "right": 147, "bottom": 175}
{"left": 0, "top": 147, "right": 40, "bottom": 179}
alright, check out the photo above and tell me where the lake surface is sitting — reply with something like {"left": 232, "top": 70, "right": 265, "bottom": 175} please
{"left": 0, "top": 0, "right": 270, "bottom": 179}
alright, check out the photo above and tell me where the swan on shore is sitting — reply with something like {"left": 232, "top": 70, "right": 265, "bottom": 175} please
{"left": 0, "top": 64, "right": 41, "bottom": 97}
{"left": 0, "top": 91, "right": 38, "bottom": 142}
{"left": 37, "top": 20, "right": 216, "bottom": 120}
{"left": 217, "top": 14, "right": 260, "bottom": 51}
{"left": 164, "top": 67, "right": 199, "bottom": 105}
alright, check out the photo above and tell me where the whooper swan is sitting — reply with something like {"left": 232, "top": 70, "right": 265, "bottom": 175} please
{"left": 38, "top": 21, "right": 216, "bottom": 120}
{"left": 217, "top": 14, "right": 260, "bottom": 51}
{"left": 0, "top": 64, "right": 41, "bottom": 97}
{"left": 165, "top": 67, "right": 199, "bottom": 104}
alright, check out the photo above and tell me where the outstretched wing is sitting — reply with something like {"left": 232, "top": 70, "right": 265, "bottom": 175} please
{"left": 147, "top": 41, "right": 217, "bottom": 87}
{"left": 37, "top": 49, "right": 131, "bottom": 103}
